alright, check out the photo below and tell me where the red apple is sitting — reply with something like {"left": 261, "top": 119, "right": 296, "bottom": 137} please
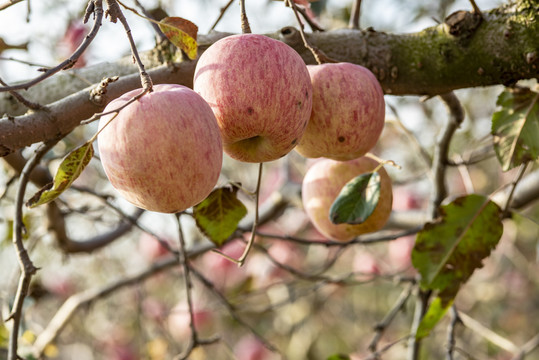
{"left": 295, "top": 63, "right": 385, "bottom": 160}
{"left": 138, "top": 232, "right": 173, "bottom": 262}
{"left": 98, "top": 84, "right": 223, "bottom": 213}
{"left": 353, "top": 251, "right": 381, "bottom": 281}
{"left": 193, "top": 34, "right": 312, "bottom": 163}
{"left": 234, "top": 335, "right": 274, "bottom": 360}
{"left": 302, "top": 157, "right": 393, "bottom": 241}
{"left": 167, "top": 301, "right": 213, "bottom": 340}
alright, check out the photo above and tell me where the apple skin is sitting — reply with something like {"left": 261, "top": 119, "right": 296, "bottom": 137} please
{"left": 302, "top": 157, "right": 393, "bottom": 241}
{"left": 193, "top": 34, "right": 312, "bottom": 163}
{"left": 295, "top": 63, "right": 385, "bottom": 161}
{"left": 98, "top": 84, "right": 223, "bottom": 213}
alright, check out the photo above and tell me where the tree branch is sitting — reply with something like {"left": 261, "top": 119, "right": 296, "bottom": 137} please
{"left": 0, "top": 3, "right": 537, "bottom": 155}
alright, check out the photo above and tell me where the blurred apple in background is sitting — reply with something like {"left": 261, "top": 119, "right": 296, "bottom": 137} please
{"left": 138, "top": 232, "right": 174, "bottom": 262}
{"left": 167, "top": 301, "right": 214, "bottom": 340}
{"left": 353, "top": 250, "right": 381, "bottom": 281}
{"left": 234, "top": 334, "right": 277, "bottom": 360}
{"left": 197, "top": 239, "right": 248, "bottom": 291}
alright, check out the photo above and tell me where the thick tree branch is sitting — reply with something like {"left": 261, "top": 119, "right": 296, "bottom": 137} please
{"left": 0, "top": 3, "right": 537, "bottom": 156}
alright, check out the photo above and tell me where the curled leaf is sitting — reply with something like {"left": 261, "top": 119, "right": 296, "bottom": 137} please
{"left": 26, "top": 143, "right": 94, "bottom": 208}
{"left": 158, "top": 17, "right": 198, "bottom": 60}
{"left": 491, "top": 87, "right": 539, "bottom": 171}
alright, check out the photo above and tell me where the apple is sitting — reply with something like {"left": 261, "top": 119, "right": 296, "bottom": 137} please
{"left": 295, "top": 63, "right": 385, "bottom": 160}
{"left": 98, "top": 84, "right": 223, "bottom": 213}
{"left": 234, "top": 335, "right": 274, "bottom": 360}
{"left": 167, "top": 301, "right": 214, "bottom": 340}
{"left": 387, "top": 235, "right": 416, "bottom": 272}
{"left": 138, "top": 232, "right": 174, "bottom": 262}
{"left": 353, "top": 250, "right": 381, "bottom": 281}
{"left": 302, "top": 157, "right": 393, "bottom": 241}
{"left": 198, "top": 239, "right": 247, "bottom": 291}
{"left": 193, "top": 34, "right": 312, "bottom": 163}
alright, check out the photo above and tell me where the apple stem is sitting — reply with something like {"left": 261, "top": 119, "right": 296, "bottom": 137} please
{"left": 284, "top": 0, "right": 338, "bottom": 64}
{"left": 237, "top": 162, "right": 263, "bottom": 267}
{"left": 348, "top": 0, "right": 362, "bottom": 30}
{"left": 366, "top": 153, "right": 402, "bottom": 170}
{"left": 239, "top": 0, "right": 252, "bottom": 34}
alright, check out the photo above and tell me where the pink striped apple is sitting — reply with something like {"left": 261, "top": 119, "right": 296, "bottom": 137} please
{"left": 193, "top": 34, "right": 312, "bottom": 163}
{"left": 295, "top": 63, "right": 385, "bottom": 160}
{"left": 98, "top": 84, "right": 223, "bottom": 213}
{"left": 302, "top": 157, "right": 393, "bottom": 242}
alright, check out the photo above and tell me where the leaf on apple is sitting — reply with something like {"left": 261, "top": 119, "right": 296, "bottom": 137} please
{"left": 491, "top": 87, "right": 539, "bottom": 171}
{"left": 26, "top": 143, "right": 94, "bottom": 208}
{"left": 193, "top": 185, "right": 248, "bottom": 246}
{"left": 411, "top": 194, "right": 503, "bottom": 339}
{"left": 158, "top": 17, "right": 198, "bottom": 60}
{"left": 329, "top": 171, "right": 380, "bottom": 225}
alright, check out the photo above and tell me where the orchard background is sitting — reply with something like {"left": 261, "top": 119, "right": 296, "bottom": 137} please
{"left": 0, "top": 0, "right": 538, "bottom": 359}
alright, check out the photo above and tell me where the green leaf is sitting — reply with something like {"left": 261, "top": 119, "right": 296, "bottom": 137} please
{"left": 326, "top": 355, "right": 351, "bottom": 360}
{"left": 158, "top": 17, "right": 198, "bottom": 60}
{"left": 193, "top": 185, "right": 248, "bottom": 246}
{"left": 0, "top": 320, "right": 8, "bottom": 348}
{"left": 26, "top": 143, "right": 94, "bottom": 208}
{"left": 411, "top": 194, "right": 503, "bottom": 338}
{"left": 416, "top": 297, "right": 453, "bottom": 339}
{"left": 491, "top": 87, "right": 539, "bottom": 171}
{"left": 329, "top": 172, "right": 380, "bottom": 225}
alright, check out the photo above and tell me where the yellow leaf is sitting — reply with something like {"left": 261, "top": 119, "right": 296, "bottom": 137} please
{"left": 158, "top": 17, "right": 198, "bottom": 60}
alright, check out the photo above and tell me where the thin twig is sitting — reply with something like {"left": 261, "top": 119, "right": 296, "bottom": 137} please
{"left": 0, "top": 0, "right": 103, "bottom": 92}
{"left": 255, "top": 226, "right": 422, "bottom": 246}
{"left": 104, "top": 0, "right": 152, "bottom": 91}
{"left": 387, "top": 104, "right": 433, "bottom": 180}
{"left": 296, "top": 5, "right": 324, "bottom": 32}
{"left": 349, "top": 0, "right": 362, "bottom": 29}
{"left": 7, "top": 139, "right": 59, "bottom": 360}
{"left": 363, "top": 336, "right": 412, "bottom": 360}
{"left": 173, "top": 213, "right": 199, "bottom": 359}
{"left": 0, "top": 0, "right": 24, "bottom": 11}
{"left": 210, "top": 0, "right": 234, "bottom": 31}
{"left": 469, "top": 0, "right": 482, "bottom": 16}
{"left": 0, "top": 75, "right": 44, "bottom": 110}
{"left": 190, "top": 266, "right": 280, "bottom": 355}
{"left": 31, "top": 242, "right": 215, "bottom": 357}
{"left": 407, "top": 288, "right": 431, "bottom": 360}
{"left": 458, "top": 311, "right": 519, "bottom": 353}
{"left": 237, "top": 162, "right": 263, "bottom": 265}
{"left": 368, "top": 284, "right": 413, "bottom": 352}
{"left": 446, "top": 306, "right": 460, "bottom": 360}
{"left": 131, "top": 0, "right": 166, "bottom": 40}
{"left": 511, "top": 333, "right": 539, "bottom": 360}
{"left": 503, "top": 162, "right": 529, "bottom": 215}
{"left": 213, "top": 162, "right": 263, "bottom": 266}
{"left": 429, "top": 92, "right": 465, "bottom": 218}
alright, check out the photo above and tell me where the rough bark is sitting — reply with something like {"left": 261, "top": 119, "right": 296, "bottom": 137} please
{"left": 0, "top": 1, "right": 537, "bottom": 156}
